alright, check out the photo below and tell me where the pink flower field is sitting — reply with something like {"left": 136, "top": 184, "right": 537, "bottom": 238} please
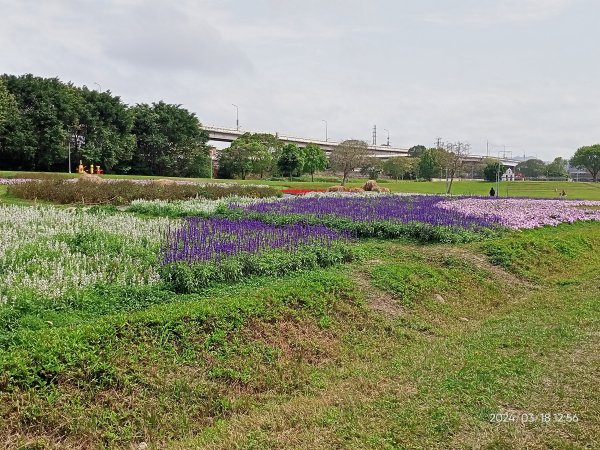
{"left": 438, "top": 197, "right": 600, "bottom": 229}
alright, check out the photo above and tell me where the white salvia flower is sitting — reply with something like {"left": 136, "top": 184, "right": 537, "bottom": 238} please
{"left": 0, "top": 205, "right": 178, "bottom": 301}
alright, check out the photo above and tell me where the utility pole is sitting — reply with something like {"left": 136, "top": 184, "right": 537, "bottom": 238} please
{"left": 436, "top": 137, "right": 443, "bottom": 149}
{"left": 322, "top": 120, "right": 328, "bottom": 142}
{"left": 383, "top": 128, "right": 390, "bottom": 146}
{"left": 232, "top": 104, "right": 239, "bottom": 131}
{"left": 372, "top": 125, "right": 377, "bottom": 145}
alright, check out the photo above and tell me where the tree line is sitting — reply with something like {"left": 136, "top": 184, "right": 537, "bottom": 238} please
{"left": 0, "top": 74, "right": 210, "bottom": 177}
{"left": 2, "top": 74, "right": 598, "bottom": 182}
{"left": 217, "top": 133, "right": 328, "bottom": 181}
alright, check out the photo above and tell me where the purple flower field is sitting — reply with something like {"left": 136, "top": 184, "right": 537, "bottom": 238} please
{"left": 437, "top": 197, "right": 600, "bottom": 229}
{"left": 240, "top": 195, "right": 499, "bottom": 229}
{"left": 162, "top": 217, "right": 349, "bottom": 265}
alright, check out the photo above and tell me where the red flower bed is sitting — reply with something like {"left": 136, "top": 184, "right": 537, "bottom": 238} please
{"left": 281, "top": 189, "right": 327, "bottom": 196}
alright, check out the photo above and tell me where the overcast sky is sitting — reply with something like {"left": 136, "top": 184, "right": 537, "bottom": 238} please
{"left": 1, "top": 0, "right": 599, "bottom": 159}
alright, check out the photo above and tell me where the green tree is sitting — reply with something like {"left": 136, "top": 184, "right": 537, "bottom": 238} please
{"left": 277, "top": 143, "right": 304, "bottom": 180}
{"left": 301, "top": 143, "right": 327, "bottom": 181}
{"left": 408, "top": 145, "right": 426, "bottom": 158}
{"left": 515, "top": 158, "right": 546, "bottom": 179}
{"left": 75, "top": 87, "right": 136, "bottom": 173}
{"left": 483, "top": 160, "right": 503, "bottom": 182}
{"left": 0, "top": 74, "right": 82, "bottom": 171}
{"left": 570, "top": 145, "right": 600, "bottom": 182}
{"left": 0, "top": 79, "right": 18, "bottom": 125}
{"left": 218, "top": 133, "right": 278, "bottom": 179}
{"left": 0, "top": 80, "right": 21, "bottom": 170}
{"left": 360, "top": 156, "right": 383, "bottom": 180}
{"left": 130, "top": 102, "right": 208, "bottom": 177}
{"left": 416, "top": 148, "right": 446, "bottom": 181}
{"left": 382, "top": 156, "right": 416, "bottom": 180}
{"left": 218, "top": 144, "right": 254, "bottom": 179}
{"left": 545, "top": 157, "right": 568, "bottom": 178}
{"left": 329, "top": 139, "right": 370, "bottom": 185}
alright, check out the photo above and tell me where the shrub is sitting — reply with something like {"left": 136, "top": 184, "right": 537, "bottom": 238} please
{"left": 8, "top": 179, "right": 281, "bottom": 205}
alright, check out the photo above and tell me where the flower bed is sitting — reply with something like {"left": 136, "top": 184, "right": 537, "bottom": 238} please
{"left": 437, "top": 197, "right": 600, "bottom": 229}
{"left": 162, "top": 217, "right": 349, "bottom": 264}
{"left": 281, "top": 189, "right": 327, "bottom": 195}
{"left": 227, "top": 195, "right": 500, "bottom": 242}
{"left": 242, "top": 195, "right": 495, "bottom": 228}
{"left": 7, "top": 178, "right": 280, "bottom": 204}
{"left": 0, "top": 205, "right": 172, "bottom": 304}
{"left": 159, "top": 217, "right": 353, "bottom": 292}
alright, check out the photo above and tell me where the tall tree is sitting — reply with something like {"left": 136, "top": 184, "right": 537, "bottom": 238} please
{"left": 483, "top": 159, "right": 503, "bottom": 182}
{"left": 515, "top": 158, "right": 546, "bottom": 178}
{"left": 545, "top": 157, "right": 568, "bottom": 178}
{"left": 408, "top": 145, "right": 426, "bottom": 158}
{"left": 218, "top": 132, "right": 279, "bottom": 179}
{"left": 0, "top": 80, "right": 21, "bottom": 169}
{"left": 570, "top": 145, "right": 600, "bottom": 182}
{"left": 360, "top": 156, "right": 383, "bottom": 180}
{"left": 76, "top": 87, "right": 135, "bottom": 173}
{"left": 301, "top": 143, "right": 327, "bottom": 181}
{"left": 329, "top": 139, "right": 370, "bottom": 185}
{"left": 1, "top": 74, "right": 82, "bottom": 171}
{"left": 0, "top": 79, "right": 18, "bottom": 125}
{"left": 383, "top": 156, "right": 416, "bottom": 180}
{"left": 416, "top": 148, "right": 445, "bottom": 181}
{"left": 443, "top": 141, "right": 470, "bottom": 194}
{"left": 277, "top": 143, "right": 304, "bottom": 180}
{"left": 130, "top": 101, "right": 208, "bottom": 177}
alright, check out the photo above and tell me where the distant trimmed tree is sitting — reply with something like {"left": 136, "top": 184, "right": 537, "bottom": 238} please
{"left": 329, "top": 139, "right": 370, "bottom": 185}
{"left": 570, "top": 145, "right": 600, "bottom": 182}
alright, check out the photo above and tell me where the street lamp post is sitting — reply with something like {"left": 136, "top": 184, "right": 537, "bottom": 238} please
{"left": 232, "top": 104, "right": 239, "bottom": 131}
{"left": 383, "top": 128, "right": 390, "bottom": 146}
{"left": 94, "top": 82, "right": 102, "bottom": 91}
{"left": 322, "top": 120, "right": 328, "bottom": 142}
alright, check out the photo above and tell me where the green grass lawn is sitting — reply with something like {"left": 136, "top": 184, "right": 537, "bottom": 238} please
{"left": 2, "top": 170, "right": 600, "bottom": 200}
{"left": 1, "top": 221, "right": 599, "bottom": 449}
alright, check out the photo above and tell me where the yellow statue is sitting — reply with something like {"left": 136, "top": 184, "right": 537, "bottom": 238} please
{"left": 78, "top": 160, "right": 85, "bottom": 174}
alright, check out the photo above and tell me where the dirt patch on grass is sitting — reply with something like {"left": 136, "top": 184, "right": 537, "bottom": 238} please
{"left": 243, "top": 315, "right": 340, "bottom": 366}
{"left": 352, "top": 268, "right": 405, "bottom": 318}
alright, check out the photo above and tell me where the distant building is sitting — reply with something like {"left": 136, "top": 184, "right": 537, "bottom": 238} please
{"left": 501, "top": 168, "right": 515, "bottom": 181}
{"left": 568, "top": 164, "right": 593, "bottom": 181}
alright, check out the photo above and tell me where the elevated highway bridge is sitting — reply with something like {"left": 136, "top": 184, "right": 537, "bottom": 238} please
{"left": 204, "top": 125, "right": 520, "bottom": 167}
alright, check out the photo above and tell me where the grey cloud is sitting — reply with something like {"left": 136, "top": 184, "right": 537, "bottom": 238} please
{"left": 100, "top": 2, "right": 253, "bottom": 75}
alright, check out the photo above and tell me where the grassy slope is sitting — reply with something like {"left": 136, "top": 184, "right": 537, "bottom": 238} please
{"left": 1, "top": 222, "right": 599, "bottom": 449}
{"left": 2, "top": 171, "right": 600, "bottom": 200}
